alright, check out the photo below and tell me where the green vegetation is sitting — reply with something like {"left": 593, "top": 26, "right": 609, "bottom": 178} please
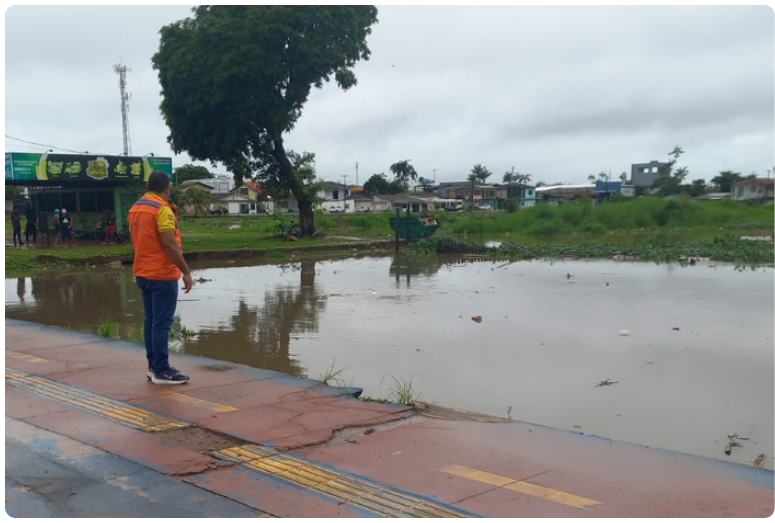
{"left": 382, "top": 375, "right": 419, "bottom": 405}
{"left": 97, "top": 313, "right": 117, "bottom": 338}
{"left": 318, "top": 360, "right": 346, "bottom": 386}
{"left": 5, "top": 198, "right": 773, "bottom": 277}
{"left": 442, "top": 198, "right": 773, "bottom": 236}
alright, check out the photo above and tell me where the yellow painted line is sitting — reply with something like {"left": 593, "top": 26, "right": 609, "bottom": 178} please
{"left": 159, "top": 390, "right": 238, "bottom": 413}
{"left": 6, "top": 350, "right": 48, "bottom": 363}
{"left": 214, "top": 444, "right": 476, "bottom": 517}
{"left": 442, "top": 464, "right": 601, "bottom": 509}
{"left": 5, "top": 366, "right": 190, "bottom": 433}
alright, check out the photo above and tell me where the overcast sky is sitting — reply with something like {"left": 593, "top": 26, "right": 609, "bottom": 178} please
{"left": 4, "top": 5, "right": 774, "bottom": 185}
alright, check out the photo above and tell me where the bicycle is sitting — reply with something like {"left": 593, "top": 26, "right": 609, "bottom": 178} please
{"left": 93, "top": 220, "right": 107, "bottom": 243}
{"left": 117, "top": 222, "right": 131, "bottom": 244}
{"left": 273, "top": 219, "right": 302, "bottom": 239}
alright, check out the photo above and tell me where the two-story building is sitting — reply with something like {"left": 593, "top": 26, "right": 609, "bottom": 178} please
{"left": 318, "top": 181, "right": 351, "bottom": 213}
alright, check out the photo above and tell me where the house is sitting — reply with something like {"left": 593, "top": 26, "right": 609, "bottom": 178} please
{"left": 631, "top": 160, "right": 669, "bottom": 188}
{"left": 595, "top": 180, "right": 622, "bottom": 202}
{"left": 178, "top": 181, "right": 215, "bottom": 215}
{"left": 497, "top": 183, "right": 537, "bottom": 209}
{"left": 318, "top": 181, "right": 351, "bottom": 213}
{"left": 215, "top": 192, "right": 256, "bottom": 215}
{"left": 732, "top": 178, "right": 774, "bottom": 204}
{"left": 379, "top": 193, "right": 432, "bottom": 213}
{"left": 181, "top": 177, "right": 234, "bottom": 194}
{"left": 535, "top": 184, "right": 597, "bottom": 204}
{"left": 344, "top": 193, "right": 392, "bottom": 213}
{"left": 434, "top": 182, "right": 499, "bottom": 208}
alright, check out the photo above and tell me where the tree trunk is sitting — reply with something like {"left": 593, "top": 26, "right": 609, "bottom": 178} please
{"left": 271, "top": 138, "right": 316, "bottom": 237}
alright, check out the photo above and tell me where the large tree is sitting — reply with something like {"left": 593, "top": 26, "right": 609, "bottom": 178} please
{"left": 711, "top": 170, "right": 742, "bottom": 193}
{"left": 153, "top": 6, "right": 378, "bottom": 236}
{"left": 363, "top": 173, "right": 402, "bottom": 195}
{"left": 389, "top": 160, "right": 418, "bottom": 189}
{"left": 173, "top": 164, "right": 214, "bottom": 185}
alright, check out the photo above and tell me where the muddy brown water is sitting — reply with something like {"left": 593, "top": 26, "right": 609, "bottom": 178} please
{"left": 5, "top": 254, "right": 774, "bottom": 469}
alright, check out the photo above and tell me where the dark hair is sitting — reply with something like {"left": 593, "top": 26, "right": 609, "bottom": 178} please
{"left": 147, "top": 171, "right": 171, "bottom": 193}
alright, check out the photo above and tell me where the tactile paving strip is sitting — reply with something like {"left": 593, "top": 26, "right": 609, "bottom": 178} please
{"left": 5, "top": 367, "right": 189, "bottom": 432}
{"left": 214, "top": 444, "right": 478, "bottom": 518}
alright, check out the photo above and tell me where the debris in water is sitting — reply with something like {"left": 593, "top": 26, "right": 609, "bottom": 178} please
{"left": 606, "top": 282, "right": 610, "bottom": 286}
{"left": 748, "top": 454, "right": 767, "bottom": 468}
{"left": 364, "top": 428, "right": 375, "bottom": 435}
{"left": 471, "top": 315, "right": 482, "bottom": 323}
{"left": 596, "top": 379, "right": 619, "bottom": 387}
{"left": 573, "top": 425, "right": 582, "bottom": 429}
{"left": 566, "top": 273, "right": 572, "bottom": 280}
{"left": 724, "top": 433, "right": 749, "bottom": 455}
{"left": 195, "top": 277, "right": 212, "bottom": 283}
{"left": 672, "top": 327, "right": 680, "bottom": 331}
{"left": 618, "top": 330, "right": 631, "bottom": 336}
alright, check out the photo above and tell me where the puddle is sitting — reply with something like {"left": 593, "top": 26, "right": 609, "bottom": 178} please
{"left": 6, "top": 254, "right": 773, "bottom": 469}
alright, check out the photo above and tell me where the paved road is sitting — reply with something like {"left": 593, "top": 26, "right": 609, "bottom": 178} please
{"left": 5, "top": 417, "right": 269, "bottom": 518}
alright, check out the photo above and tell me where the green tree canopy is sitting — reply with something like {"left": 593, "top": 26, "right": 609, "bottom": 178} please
{"left": 184, "top": 186, "right": 212, "bottom": 217}
{"left": 389, "top": 160, "right": 418, "bottom": 189}
{"left": 711, "top": 170, "right": 742, "bottom": 193}
{"left": 654, "top": 145, "right": 689, "bottom": 196}
{"left": 5, "top": 186, "right": 23, "bottom": 202}
{"left": 153, "top": 5, "right": 378, "bottom": 236}
{"left": 173, "top": 164, "right": 214, "bottom": 185}
{"left": 470, "top": 164, "right": 492, "bottom": 183}
{"left": 363, "top": 173, "right": 402, "bottom": 195}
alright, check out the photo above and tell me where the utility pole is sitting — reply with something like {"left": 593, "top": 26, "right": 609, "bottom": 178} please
{"left": 355, "top": 162, "right": 359, "bottom": 186}
{"left": 433, "top": 169, "right": 436, "bottom": 184}
{"left": 113, "top": 63, "right": 131, "bottom": 155}
{"left": 340, "top": 174, "right": 349, "bottom": 211}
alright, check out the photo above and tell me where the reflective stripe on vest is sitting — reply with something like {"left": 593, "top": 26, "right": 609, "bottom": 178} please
{"left": 128, "top": 196, "right": 182, "bottom": 281}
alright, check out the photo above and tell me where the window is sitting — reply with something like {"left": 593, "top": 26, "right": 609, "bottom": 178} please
{"left": 332, "top": 190, "right": 339, "bottom": 200}
{"left": 737, "top": 186, "right": 744, "bottom": 197}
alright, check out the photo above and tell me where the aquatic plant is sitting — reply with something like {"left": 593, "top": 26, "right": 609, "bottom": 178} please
{"left": 382, "top": 375, "right": 420, "bottom": 405}
{"left": 97, "top": 313, "right": 116, "bottom": 338}
{"left": 318, "top": 360, "right": 346, "bottom": 386}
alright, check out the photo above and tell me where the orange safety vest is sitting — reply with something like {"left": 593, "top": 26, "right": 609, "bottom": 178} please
{"left": 128, "top": 195, "right": 183, "bottom": 281}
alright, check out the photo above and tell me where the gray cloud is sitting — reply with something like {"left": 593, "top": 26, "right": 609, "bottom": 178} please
{"left": 6, "top": 5, "right": 773, "bottom": 185}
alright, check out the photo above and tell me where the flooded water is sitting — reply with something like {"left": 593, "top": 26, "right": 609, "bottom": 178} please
{"left": 5, "top": 255, "right": 774, "bottom": 469}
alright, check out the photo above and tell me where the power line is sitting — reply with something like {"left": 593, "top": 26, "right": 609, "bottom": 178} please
{"left": 5, "top": 135, "right": 87, "bottom": 154}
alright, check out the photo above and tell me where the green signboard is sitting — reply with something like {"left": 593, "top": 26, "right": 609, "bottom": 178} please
{"left": 5, "top": 152, "right": 173, "bottom": 182}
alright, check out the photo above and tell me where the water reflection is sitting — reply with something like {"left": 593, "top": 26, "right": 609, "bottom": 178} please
{"left": 185, "top": 261, "right": 324, "bottom": 376}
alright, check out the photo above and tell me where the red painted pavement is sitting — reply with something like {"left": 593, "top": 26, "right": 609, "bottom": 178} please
{"left": 5, "top": 320, "right": 773, "bottom": 517}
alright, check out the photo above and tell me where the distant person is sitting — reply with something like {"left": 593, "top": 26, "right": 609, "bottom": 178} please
{"left": 129, "top": 171, "right": 194, "bottom": 385}
{"left": 102, "top": 209, "right": 116, "bottom": 244}
{"left": 59, "top": 208, "right": 75, "bottom": 247}
{"left": 24, "top": 205, "right": 37, "bottom": 244}
{"left": 52, "top": 208, "right": 61, "bottom": 245}
{"left": 11, "top": 205, "right": 23, "bottom": 246}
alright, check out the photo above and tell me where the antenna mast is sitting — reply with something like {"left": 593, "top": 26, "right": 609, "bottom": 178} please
{"left": 113, "top": 63, "right": 131, "bottom": 155}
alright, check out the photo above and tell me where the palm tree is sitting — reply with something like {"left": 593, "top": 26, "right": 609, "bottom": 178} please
{"left": 390, "top": 160, "right": 418, "bottom": 190}
{"left": 471, "top": 164, "right": 492, "bottom": 183}
{"left": 503, "top": 167, "right": 516, "bottom": 184}
{"left": 185, "top": 186, "right": 211, "bottom": 217}
{"left": 516, "top": 172, "right": 532, "bottom": 184}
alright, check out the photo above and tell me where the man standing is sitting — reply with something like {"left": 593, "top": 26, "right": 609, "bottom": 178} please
{"left": 11, "top": 205, "right": 23, "bottom": 246}
{"left": 59, "top": 208, "right": 75, "bottom": 247}
{"left": 128, "top": 171, "right": 194, "bottom": 385}
{"left": 24, "top": 205, "right": 37, "bottom": 244}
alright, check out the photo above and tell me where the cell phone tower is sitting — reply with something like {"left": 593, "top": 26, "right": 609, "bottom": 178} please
{"left": 113, "top": 63, "right": 132, "bottom": 155}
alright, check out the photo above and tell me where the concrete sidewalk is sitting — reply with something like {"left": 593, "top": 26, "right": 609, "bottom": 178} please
{"left": 5, "top": 319, "right": 774, "bottom": 517}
